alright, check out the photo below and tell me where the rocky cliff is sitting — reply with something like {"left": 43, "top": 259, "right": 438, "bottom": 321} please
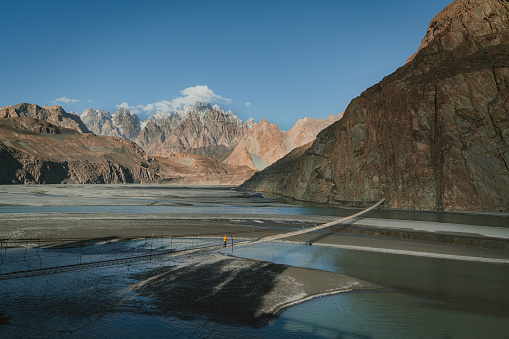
{"left": 0, "top": 117, "right": 158, "bottom": 184}
{"left": 0, "top": 103, "right": 90, "bottom": 133}
{"left": 242, "top": 0, "right": 509, "bottom": 212}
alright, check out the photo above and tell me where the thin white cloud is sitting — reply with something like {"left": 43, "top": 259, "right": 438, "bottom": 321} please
{"left": 87, "top": 99, "right": 95, "bottom": 103}
{"left": 116, "top": 85, "right": 232, "bottom": 116}
{"left": 52, "top": 97, "right": 80, "bottom": 104}
{"left": 244, "top": 102, "right": 252, "bottom": 108}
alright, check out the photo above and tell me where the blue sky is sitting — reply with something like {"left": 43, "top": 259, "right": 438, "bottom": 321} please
{"left": 1, "top": 0, "right": 452, "bottom": 130}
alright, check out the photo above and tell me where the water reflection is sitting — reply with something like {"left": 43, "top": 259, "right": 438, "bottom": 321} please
{"left": 1, "top": 240, "right": 509, "bottom": 338}
{"left": 232, "top": 243, "right": 509, "bottom": 318}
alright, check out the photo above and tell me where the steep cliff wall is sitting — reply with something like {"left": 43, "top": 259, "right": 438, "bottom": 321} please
{"left": 242, "top": 0, "right": 509, "bottom": 212}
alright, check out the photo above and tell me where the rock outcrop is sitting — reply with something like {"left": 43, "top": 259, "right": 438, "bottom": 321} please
{"left": 242, "top": 0, "right": 509, "bottom": 212}
{"left": 0, "top": 117, "right": 157, "bottom": 184}
{"left": 0, "top": 103, "right": 90, "bottom": 133}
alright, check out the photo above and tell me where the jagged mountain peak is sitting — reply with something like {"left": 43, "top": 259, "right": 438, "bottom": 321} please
{"left": 245, "top": 117, "right": 256, "bottom": 129}
{"left": 82, "top": 108, "right": 112, "bottom": 119}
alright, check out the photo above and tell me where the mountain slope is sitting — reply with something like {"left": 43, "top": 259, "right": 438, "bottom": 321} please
{"left": 0, "top": 117, "right": 157, "bottom": 184}
{"left": 0, "top": 103, "right": 90, "bottom": 133}
{"left": 225, "top": 114, "right": 342, "bottom": 170}
{"left": 242, "top": 0, "right": 509, "bottom": 212}
{"left": 224, "top": 119, "right": 292, "bottom": 170}
{"left": 285, "top": 114, "right": 343, "bottom": 149}
{"left": 154, "top": 153, "right": 254, "bottom": 185}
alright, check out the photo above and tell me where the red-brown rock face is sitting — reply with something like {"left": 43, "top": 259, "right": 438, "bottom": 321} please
{"left": 242, "top": 0, "right": 509, "bottom": 212}
{"left": 224, "top": 119, "right": 292, "bottom": 170}
{"left": 0, "top": 103, "right": 90, "bottom": 133}
{"left": 225, "top": 115, "right": 342, "bottom": 171}
{"left": 285, "top": 114, "right": 343, "bottom": 149}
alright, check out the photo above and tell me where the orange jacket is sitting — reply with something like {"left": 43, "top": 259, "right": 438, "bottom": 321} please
{"left": 224, "top": 236, "right": 227, "bottom": 242}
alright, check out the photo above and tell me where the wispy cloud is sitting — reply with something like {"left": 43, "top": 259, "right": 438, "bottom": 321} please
{"left": 244, "top": 102, "right": 252, "bottom": 108}
{"left": 87, "top": 99, "right": 95, "bottom": 103}
{"left": 116, "top": 85, "right": 231, "bottom": 115}
{"left": 52, "top": 97, "right": 80, "bottom": 104}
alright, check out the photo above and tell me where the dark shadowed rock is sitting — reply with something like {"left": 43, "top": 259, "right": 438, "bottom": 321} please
{"left": 242, "top": 0, "right": 509, "bottom": 212}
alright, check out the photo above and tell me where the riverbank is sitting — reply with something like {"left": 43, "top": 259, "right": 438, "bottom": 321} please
{"left": 130, "top": 253, "right": 381, "bottom": 327}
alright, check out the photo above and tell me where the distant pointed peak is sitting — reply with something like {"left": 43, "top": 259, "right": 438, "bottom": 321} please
{"left": 245, "top": 117, "right": 256, "bottom": 129}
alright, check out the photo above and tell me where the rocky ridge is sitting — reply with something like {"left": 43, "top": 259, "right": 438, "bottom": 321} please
{"left": 0, "top": 117, "right": 253, "bottom": 185}
{"left": 0, "top": 117, "right": 157, "bottom": 184}
{"left": 242, "top": 0, "right": 509, "bottom": 212}
{"left": 0, "top": 103, "right": 90, "bottom": 133}
{"left": 136, "top": 103, "right": 252, "bottom": 161}
{"left": 113, "top": 107, "right": 142, "bottom": 140}
{"left": 79, "top": 101, "right": 341, "bottom": 169}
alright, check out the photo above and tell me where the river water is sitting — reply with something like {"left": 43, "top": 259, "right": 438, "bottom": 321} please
{"left": 2, "top": 203, "right": 509, "bottom": 228}
{"left": 1, "top": 238, "right": 508, "bottom": 338}
{"left": 1, "top": 185, "right": 508, "bottom": 338}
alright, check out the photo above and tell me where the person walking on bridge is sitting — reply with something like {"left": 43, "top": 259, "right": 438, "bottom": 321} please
{"left": 223, "top": 235, "right": 227, "bottom": 247}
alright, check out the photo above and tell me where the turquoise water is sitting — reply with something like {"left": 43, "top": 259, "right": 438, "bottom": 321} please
{"left": 1, "top": 240, "right": 508, "bottom": 338}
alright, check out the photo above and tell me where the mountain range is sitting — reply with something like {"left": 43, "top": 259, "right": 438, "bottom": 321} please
{"left": 77, "top": 102, "right": 341, "bottom": 170}
{"left": 0, "top": 101, "right": 340, "bottom": 185}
